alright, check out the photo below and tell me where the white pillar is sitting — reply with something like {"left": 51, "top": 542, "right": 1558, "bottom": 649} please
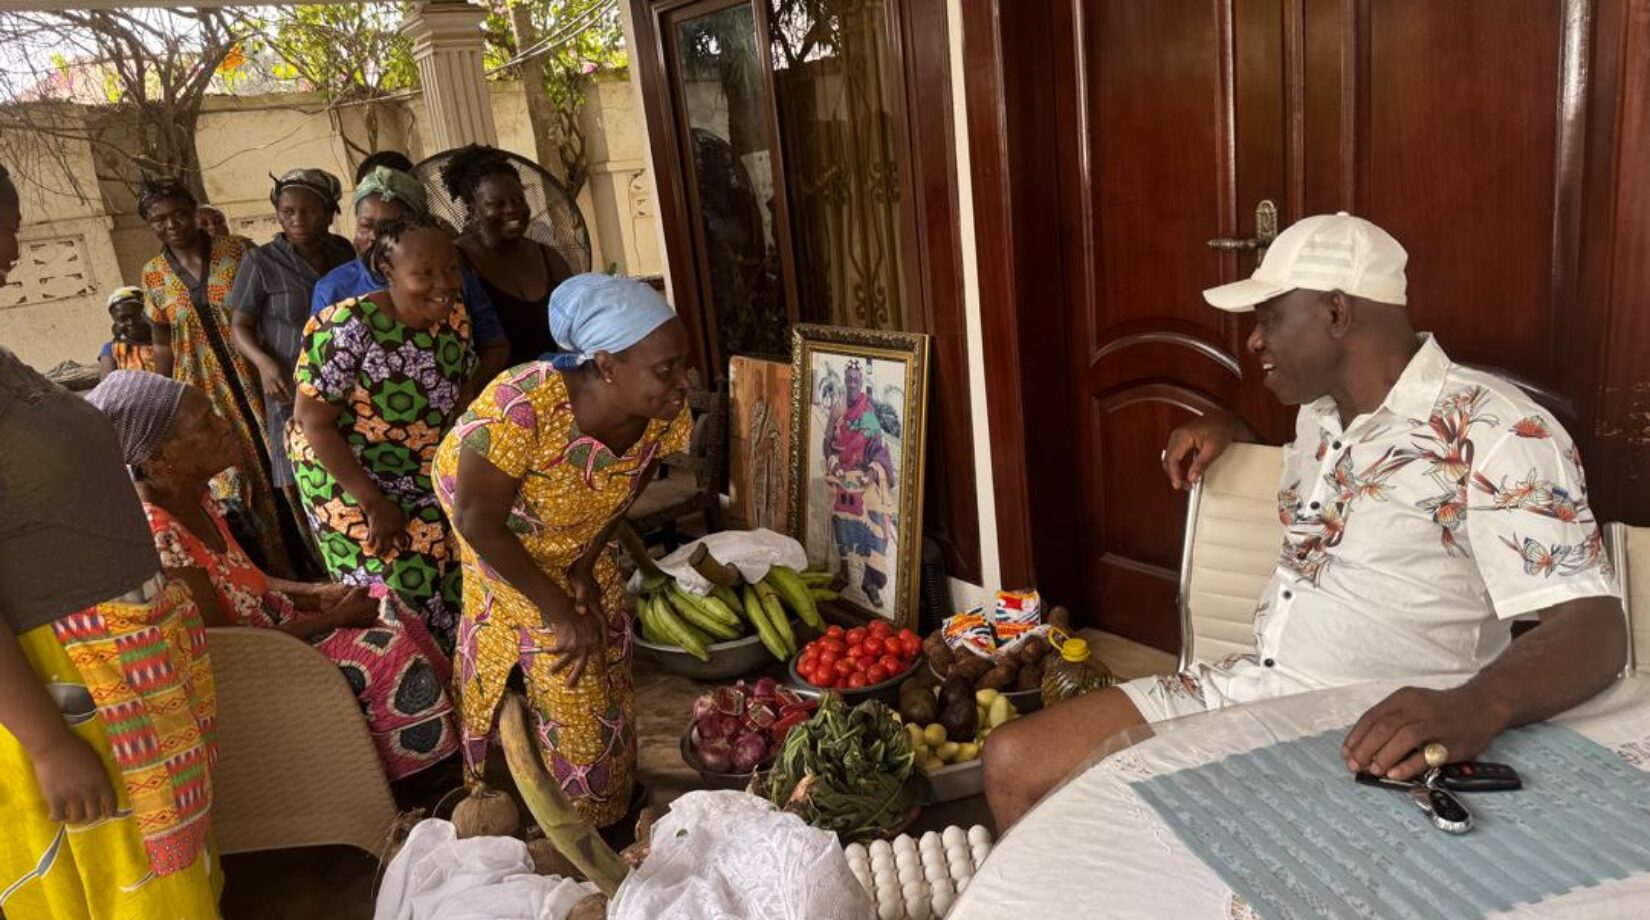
{"left": 400, "top": 1, "right": 499, "bottom": 150}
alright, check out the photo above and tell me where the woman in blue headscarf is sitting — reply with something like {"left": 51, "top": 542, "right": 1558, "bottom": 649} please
{"left": 432, "top": 273, "right": 691, "bottom": 829}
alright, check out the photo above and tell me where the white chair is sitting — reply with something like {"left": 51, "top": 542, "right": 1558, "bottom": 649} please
{"left": 1176, "top": 443, "right": 1286, "bottom": 673}
{"left": 207, "top": 626, "right": 399, "bottom": 856}
{"left": 1604, "top": 523, "right": 1646, "bottom": 677}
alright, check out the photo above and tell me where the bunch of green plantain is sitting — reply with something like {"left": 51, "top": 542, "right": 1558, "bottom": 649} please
{"left": 632, "top": 562, "right": 838, "bottom": 662}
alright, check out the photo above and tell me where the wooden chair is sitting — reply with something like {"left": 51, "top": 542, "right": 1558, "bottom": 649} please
{"left": 627, "top": 378, "right": 728, "bottom": 550}
{"left": 208, "top": 627, "right": 398, "bottom": 856}
{"left": 1175, "top": 443, "right": 1286, "bottom": 672}
{"left": 1605, "top": 523, "right": 1647, "bottom": 678}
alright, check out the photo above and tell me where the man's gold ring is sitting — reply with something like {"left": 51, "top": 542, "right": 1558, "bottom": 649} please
{"left": 1423, "top": 742, "right": 1449, "bottom": 768}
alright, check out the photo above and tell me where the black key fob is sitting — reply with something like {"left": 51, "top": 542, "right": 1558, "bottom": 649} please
{"left": 1432, "top": 761, "right": 1522, "bottom": 792}
{"left": 1410, "top": 786, "right": 1473, "bottom": 834}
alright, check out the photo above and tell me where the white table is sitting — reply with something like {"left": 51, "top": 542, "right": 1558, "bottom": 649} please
{"left": 952, "top": 678, "right": 1650, "bottom": 920}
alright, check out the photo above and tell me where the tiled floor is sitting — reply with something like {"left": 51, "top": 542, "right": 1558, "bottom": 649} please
{"left": 220, "top": 630, "right": 1175, "bottom": 919}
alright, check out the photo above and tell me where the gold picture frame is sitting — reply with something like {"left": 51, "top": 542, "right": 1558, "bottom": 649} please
{"left": 787, "top": 324, "right": 930, "bottom": 627}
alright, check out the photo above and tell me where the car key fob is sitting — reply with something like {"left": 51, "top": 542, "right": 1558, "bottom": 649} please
{"left": 1410, "top": 786, "right": 1473, "bottom": 834}
{"left": 1431, "top": 761, "right": 1522, "bottom": 792}
{"left": 1355, "top": 770, "right": 1421, "bottom": 791}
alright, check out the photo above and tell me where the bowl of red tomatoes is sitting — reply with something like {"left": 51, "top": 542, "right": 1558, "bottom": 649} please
{"left": 789, "top": 620, "right": 925, "bottom": 706}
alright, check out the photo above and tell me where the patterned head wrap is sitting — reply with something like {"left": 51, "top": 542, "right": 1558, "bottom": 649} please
{"left": 86, "top": 370, "right": 188, "bottom": 468}
{"left": 352, "top": 166, "right": 428, "bottom": 216}
{"left": 136, "top": 177, "right": 196, "bottom": 220}
{"left": 271, "top": 168, "right": 343, "bottom": 215}
{"left": 547, "top": 273, "right": 677, "bottom": 370}
{"left": 107, "top": 285, "right": 144, "bottom": 311}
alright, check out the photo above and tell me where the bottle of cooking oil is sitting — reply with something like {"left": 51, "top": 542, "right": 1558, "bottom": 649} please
{"left": 1041, "top": 628, "right": 1115, "bottom": 707}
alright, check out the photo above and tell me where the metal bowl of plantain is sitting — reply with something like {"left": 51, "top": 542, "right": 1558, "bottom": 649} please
{"left": 635, "top": 631, "right": 780, "bottom": 680}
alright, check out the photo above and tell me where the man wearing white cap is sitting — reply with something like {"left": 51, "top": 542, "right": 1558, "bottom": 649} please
{"left": 985, "top": 213, "right": 1625, "bottom": 829}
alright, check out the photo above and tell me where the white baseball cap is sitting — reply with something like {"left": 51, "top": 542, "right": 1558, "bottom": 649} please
{"left": 1202, "top": 212, "right": 1408, "bottom": 312}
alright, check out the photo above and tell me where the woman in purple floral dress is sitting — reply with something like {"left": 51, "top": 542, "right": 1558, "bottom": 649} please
{"left": 288, "top": 216, "right": 476, "bottom": 651}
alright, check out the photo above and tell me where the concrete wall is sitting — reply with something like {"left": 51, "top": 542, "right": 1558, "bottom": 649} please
{"left": 0, "top": 107, "right": 127, "bottom": 372}
{"left": 0, "top": 75, "right": 659, "bottom": 370}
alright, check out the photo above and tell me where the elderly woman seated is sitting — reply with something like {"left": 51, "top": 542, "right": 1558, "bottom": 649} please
{"left": 88, "top": 370, "right": 460, "bottom": 782}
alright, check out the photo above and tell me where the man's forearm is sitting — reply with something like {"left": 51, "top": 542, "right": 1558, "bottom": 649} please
{"left": 1457, "top": 595, "right": 1625, "bottom": 734}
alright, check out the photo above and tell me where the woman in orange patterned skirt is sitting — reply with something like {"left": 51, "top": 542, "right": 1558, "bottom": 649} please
{"left": 435, "top": 273, "right": 691, "bottom": 829}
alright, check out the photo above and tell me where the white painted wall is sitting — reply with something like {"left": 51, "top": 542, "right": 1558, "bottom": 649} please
{"left": 1, "top": 107, "right": 128, "bottom": 373}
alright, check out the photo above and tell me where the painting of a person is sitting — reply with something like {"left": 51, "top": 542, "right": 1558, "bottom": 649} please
{"left": 823, "top": 359, "right": 896, "bottom": 609}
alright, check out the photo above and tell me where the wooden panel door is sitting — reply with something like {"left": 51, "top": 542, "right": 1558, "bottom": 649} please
{"left": 1055, "top": 0, "right": 1292, "bottom": 651}
{"left": 1058, "top": 0, "right": 1602, "bottom": 651}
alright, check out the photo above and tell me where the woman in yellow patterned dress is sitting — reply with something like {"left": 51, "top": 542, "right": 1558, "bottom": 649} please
{"left": 434, "top": 274, "right": 691, "bottom": 829}
{"left": 138, "top": 178, "right": 299, "bottom": 576}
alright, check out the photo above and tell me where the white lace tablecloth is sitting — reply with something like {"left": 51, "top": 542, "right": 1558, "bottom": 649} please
{"left": 952, "top": 678, "right": 1650, "bottom": 920}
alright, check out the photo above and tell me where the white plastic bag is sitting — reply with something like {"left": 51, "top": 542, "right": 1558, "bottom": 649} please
{"left": 610, "top": 790, "right": 876, "bottom": 920}
{"left": 625, "top": 529, "right": 809, "bottom": 596}
{"left": 374, "top": 819, "right": 598, "bottom": 920}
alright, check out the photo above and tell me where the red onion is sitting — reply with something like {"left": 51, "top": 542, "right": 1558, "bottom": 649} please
{"left": 697, "top": 736, "right": 733, "bottom": 773}
{"left": 752, "top": 676, "right": 780, "bottom": 700}
{"left": 695, "top": 712, "right": 738, "bottom": 741}
{"left": 691, "top": 692, "right": 718, "bottom": 725}
{"left": 730, "top": 731, "right": 769, "bottom": 774}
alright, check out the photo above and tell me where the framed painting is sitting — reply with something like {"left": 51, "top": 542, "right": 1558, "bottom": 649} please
{"left": 788, "top": 324, "right": 930, "bottom": 627}
{"left": 728, "top": 356, "right": 793, "bottom": 534}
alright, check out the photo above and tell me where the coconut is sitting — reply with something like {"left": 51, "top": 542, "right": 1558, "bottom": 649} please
{"left": 525, "top": 828, "right": 579, "bottom": 877}
{"left": 451, "top": 783, "right": 520, "bottom": 839}
{"left": 567, "top": 893, "right": 609, "bottom": 920}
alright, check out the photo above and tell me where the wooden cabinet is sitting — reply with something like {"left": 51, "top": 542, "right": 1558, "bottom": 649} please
{"left": 967, "top": 0, "right": 1650, "bottom": 650}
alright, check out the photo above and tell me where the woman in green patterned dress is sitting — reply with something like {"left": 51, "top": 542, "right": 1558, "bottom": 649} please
{"left": 288, "top": 215, "right": 476, "bottom": 651}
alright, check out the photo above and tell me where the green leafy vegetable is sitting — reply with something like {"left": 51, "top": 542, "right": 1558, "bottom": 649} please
{"left": 765, "top": 695, "right": 929, "bottom": 843}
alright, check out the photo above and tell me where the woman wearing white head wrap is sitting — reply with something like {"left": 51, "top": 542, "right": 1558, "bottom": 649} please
{"left": 432, "top": 272, "right": 693, "bottom": 829}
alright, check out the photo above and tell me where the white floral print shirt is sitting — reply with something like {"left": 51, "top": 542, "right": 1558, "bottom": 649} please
{"left": 1199, "top": 334, "right": 1618, "bottom": 706}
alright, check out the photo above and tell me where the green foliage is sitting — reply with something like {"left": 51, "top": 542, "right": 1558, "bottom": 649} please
{"left": 251, "top": 4, "right": 419, "bottom": 102}
{"left": 481, "top": 0, "right": 628, "bottom": 195}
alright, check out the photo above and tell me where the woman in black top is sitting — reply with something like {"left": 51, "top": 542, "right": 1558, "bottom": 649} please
{"left": 439, "top": 144, "right": 573, "bottom": 366}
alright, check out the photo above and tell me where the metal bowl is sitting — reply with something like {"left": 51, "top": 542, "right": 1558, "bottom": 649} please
{"left": 635, "top": 630, "right": 782, "bottom": 681}
{"left": 789, "top": 655, "right": 921, "bottom": 707}
{"left": 678, "top": 729, "right": 765, "bottom": 791}
{"left": 924, "top": 757, "right": 985, "bottom": 803}
{"left": 677, "top": 684, "right": 824, "bottom": 788}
